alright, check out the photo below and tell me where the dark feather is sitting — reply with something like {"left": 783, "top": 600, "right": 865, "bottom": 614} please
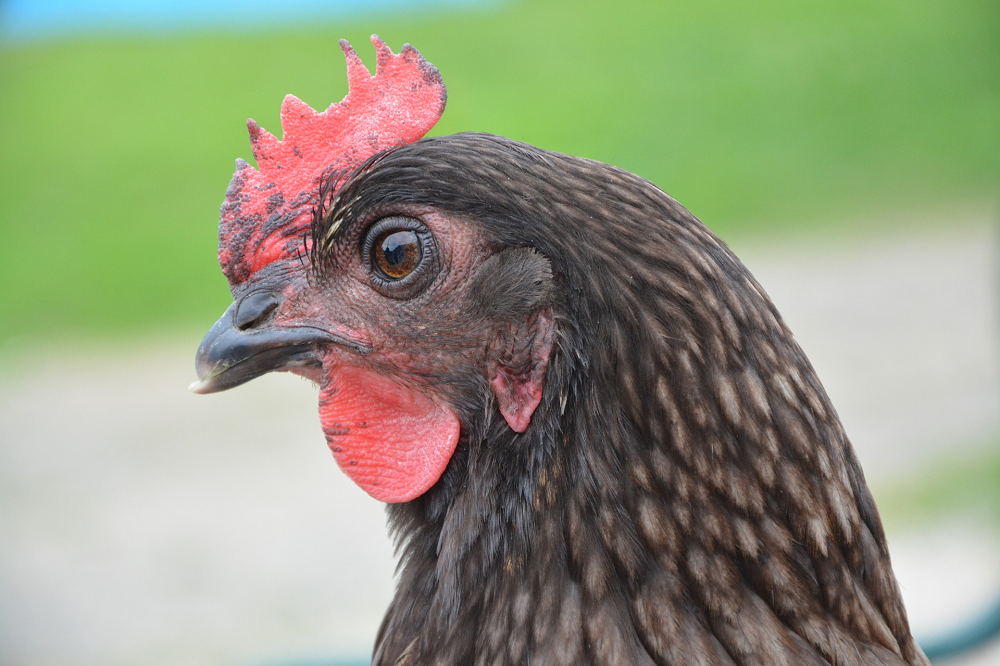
{"left": 314, "top": 133, "right": 928, "bottom": 666}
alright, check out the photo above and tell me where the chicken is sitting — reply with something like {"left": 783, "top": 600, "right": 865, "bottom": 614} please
{"left": 191, "top": 37, "right": 929, "bottom": 666}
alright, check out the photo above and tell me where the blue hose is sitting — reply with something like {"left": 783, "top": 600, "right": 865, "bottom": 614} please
{"left": 921, "top": 591, "right": 1000, "bottom": 662}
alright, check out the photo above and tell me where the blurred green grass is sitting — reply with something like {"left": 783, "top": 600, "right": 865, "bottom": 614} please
{"left": 876, "top": 436, "right": 1000, "bottom": 528}
{"left": 0, "top": 0, "right": 997, "bottom": 343}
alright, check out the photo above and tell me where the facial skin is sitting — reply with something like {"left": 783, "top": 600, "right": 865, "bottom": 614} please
{"left": 194, "top": 203, "right": 555, "bottom": 502}
{"left": 309, "top": 207, "right": 495, "bottom": 390}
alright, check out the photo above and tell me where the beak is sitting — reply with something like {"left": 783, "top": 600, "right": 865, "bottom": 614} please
{"left": 190, "top": 299, "right": 352, "bottom": 395}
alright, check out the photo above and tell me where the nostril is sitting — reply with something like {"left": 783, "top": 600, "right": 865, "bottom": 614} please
{"left": 235, "top": 292, "right": 280, "bottom": 331}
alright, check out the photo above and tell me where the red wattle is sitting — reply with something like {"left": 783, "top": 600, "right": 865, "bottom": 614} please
{"left": 318, "top": 366, "right": 460, "bottom": 503}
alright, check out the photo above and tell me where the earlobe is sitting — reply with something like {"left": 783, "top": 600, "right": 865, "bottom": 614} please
{"left": 470, "top": 247, "right": 555, "bottom": 432}
{"left": 488, "top": 310, "right": 555, "bottom": 432}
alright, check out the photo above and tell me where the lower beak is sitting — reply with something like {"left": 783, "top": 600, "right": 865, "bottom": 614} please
{"left": 190, "top": 302, "right": 339, "bottom": 395}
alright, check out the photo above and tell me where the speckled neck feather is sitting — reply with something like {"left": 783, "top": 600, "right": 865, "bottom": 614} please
{"left": 314, "top": 134, "right": 928, "bottom": 666}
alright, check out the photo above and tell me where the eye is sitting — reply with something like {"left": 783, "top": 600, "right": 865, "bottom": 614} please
{"left": 373, "top": 229, "right": 422, "bottom": 280}
{"left": 361, "top": 216, "right": 439, "bottom": 298}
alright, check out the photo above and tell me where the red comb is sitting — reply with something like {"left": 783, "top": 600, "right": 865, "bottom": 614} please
{"left": 218, "top": 35, "right": 447, "bottom": 284}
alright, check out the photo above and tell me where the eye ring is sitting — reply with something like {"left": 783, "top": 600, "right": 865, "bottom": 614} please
{"left": 361, "top": 216, "right": 438, "bottom": 298}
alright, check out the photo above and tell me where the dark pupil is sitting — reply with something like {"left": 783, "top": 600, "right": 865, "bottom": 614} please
{"left": 375, "top": 230, "right": 421, "bottom": 279}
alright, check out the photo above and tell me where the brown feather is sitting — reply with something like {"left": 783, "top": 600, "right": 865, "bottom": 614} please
{"left": 312, "top": 133, "right": 929, "bottom": 666}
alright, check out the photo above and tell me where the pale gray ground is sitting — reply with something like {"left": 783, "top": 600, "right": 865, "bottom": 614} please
{"left": 1, "top": 217, "right": 998, "bottom": 666}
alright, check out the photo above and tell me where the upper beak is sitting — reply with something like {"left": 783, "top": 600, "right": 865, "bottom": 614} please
{"left": 190, "top": 299, "right": 346, "bottom": 395}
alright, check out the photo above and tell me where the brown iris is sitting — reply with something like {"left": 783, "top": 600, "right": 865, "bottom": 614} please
{"left": 373, "top": 229, "right": 422, "bottom": 279}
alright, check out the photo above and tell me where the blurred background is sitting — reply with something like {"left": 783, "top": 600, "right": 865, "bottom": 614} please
{"left": 0, "top": 0, "right": 998, "bottom": 664}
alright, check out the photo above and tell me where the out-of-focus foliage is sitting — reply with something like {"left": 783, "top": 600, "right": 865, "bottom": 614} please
{"left": 877, "top": 438, "right": 1000, "bottom": 527}
{"left": 0, "top": 0, "right": 996, "bottom": 342}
